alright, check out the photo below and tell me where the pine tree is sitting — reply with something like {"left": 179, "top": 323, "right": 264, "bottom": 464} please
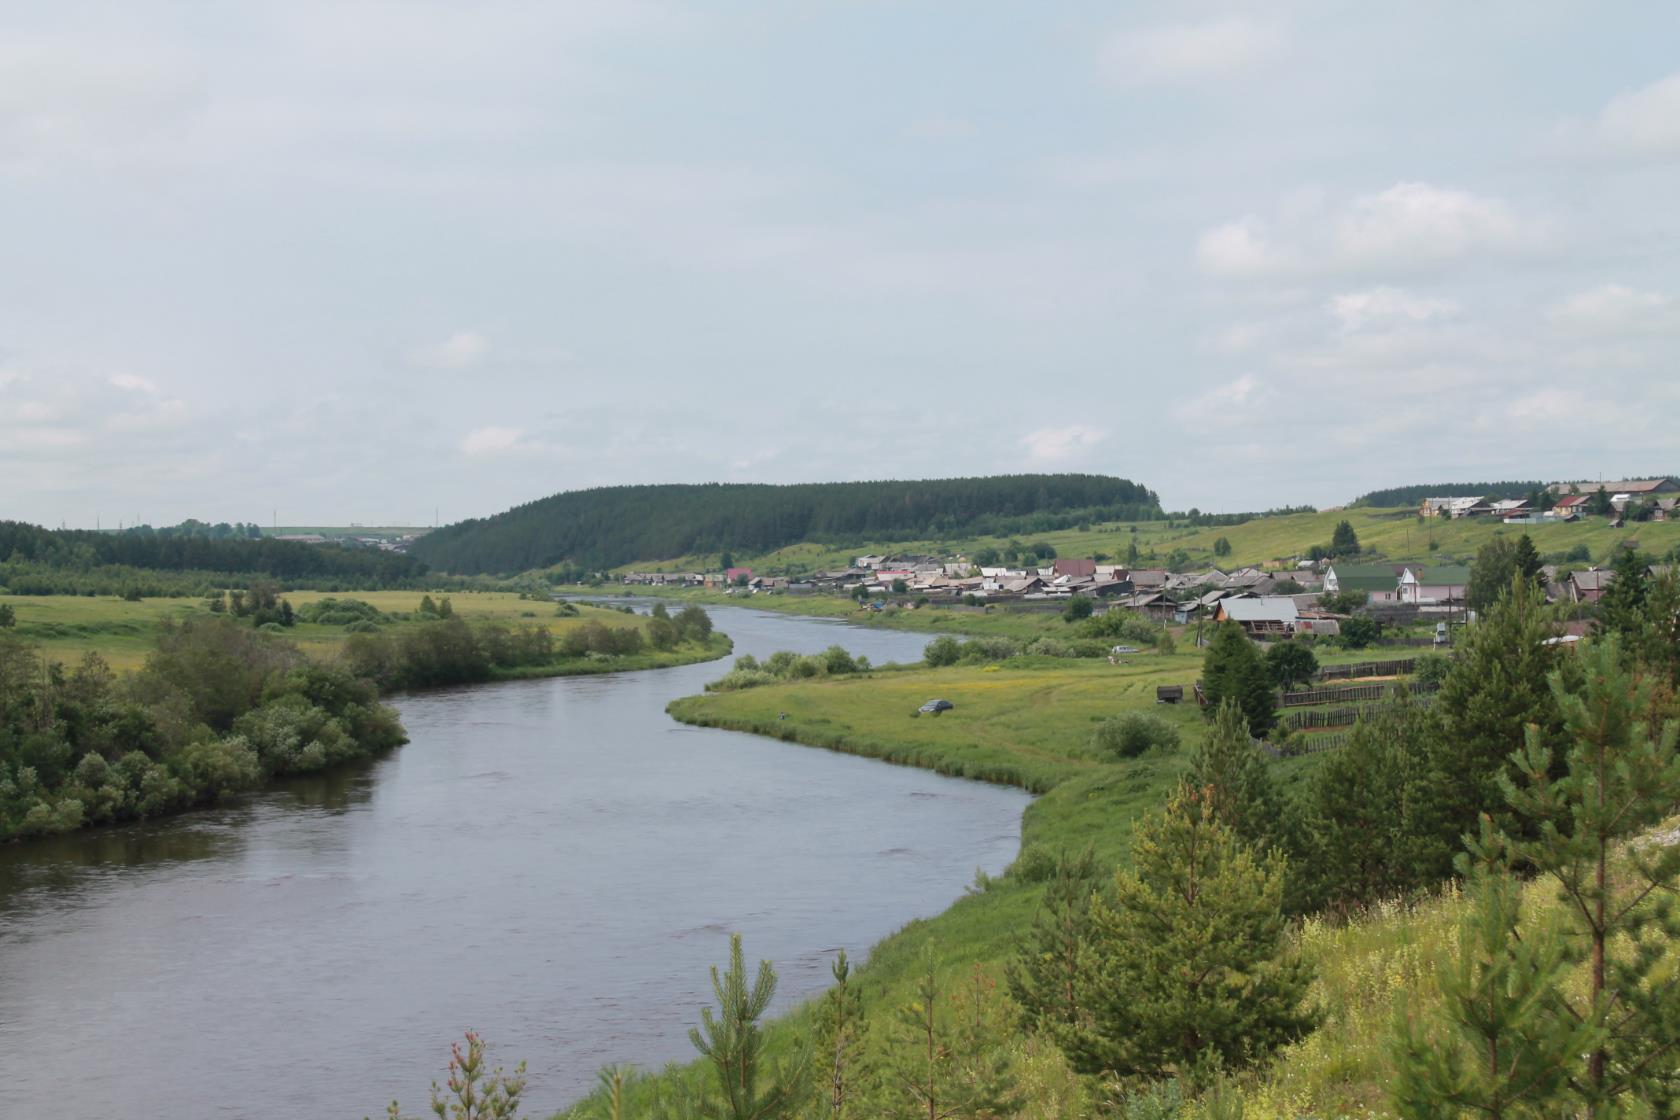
{"left": 1007, "top": 848, "right": 1099, "bottom": 1037}
{"left": 688, "top": 934, "right": 808, "bottom": 1120}
{"left": 1299, "top": 688, "right": 1443, "bottom": 912}
{"left": 1331, "top": 520, "right": 1361, "bottom": 556}
{"left": 1637, "top": 568, "right": 1680, "bottom": 687}
{"left": 813, "top": 950, "right": 870, "bottom": 1119}
{"left": 1594, "top": 546, "right": 1651, "bottom": 651}
{"left": 1390, "top": 823, "right": 1589, "bottom": 1120}
{"left": 1200, "top": 622, "right": 1276, "bottom": 737}
{"left": 1427, "top": 575, "right": 1571, "bottom": 871}
{"left": 1501, "top": 639, "right": 1680, "bottom": 1112}
{"left": 1511, "top": 534, "right": 1544, "bottom": 587}
{"left": 883, "top": 951, "right": 1021, "bottom": 1120}
{"left": 1187, "top": 699, "right": 1285, "bottom": 856}
{"left": 1063, "top": 786, "right": 1316, "bottom": 1080}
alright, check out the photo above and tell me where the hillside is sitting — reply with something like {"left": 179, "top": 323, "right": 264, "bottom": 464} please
{"left": 409, "top": 475, "right": 1161, "bottom": 573}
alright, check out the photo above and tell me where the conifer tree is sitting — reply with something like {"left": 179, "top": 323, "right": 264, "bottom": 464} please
{"left": 1063, "top": 786, "right": 1315, "bottom": 1080}
{"left": 813, "top": 950, "right": 870, "bottom": 1119}
{"left": 1200, "top": 622, "right": 1276, "bottom": 737}
{"left": 1389, "top": 822, "right": 1590, "bottom": 1120}
{"left": 1300, "top": 688, "right": 1442, "bottom": 912}
{"left": 1006, "top": 848, "right": 1099, "bottom": 1037}
{"left": 882, "top": 951, "right": 1021, "bottom": 1120}
{"left": 1595, "top": 546, "right": 1651, "bottom": 651}
{"left": 1501, "top": 639, "right": 1680, "bottom": 1111}
{"left": 1427, "top": 575, "right": 1570, "bottom": 873}
{"left": 688, "top": 934, "right": 808, "bottom": 1120}
{"left": 1186, "top": 699, "right": 1285, "bottom": 856}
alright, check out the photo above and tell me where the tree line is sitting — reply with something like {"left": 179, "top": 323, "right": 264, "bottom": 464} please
{"left": 408, "top": 475, "right": 1162, "bottom": 574}
{"left": 0, "top": 519, "right": 427, "bottom": 590}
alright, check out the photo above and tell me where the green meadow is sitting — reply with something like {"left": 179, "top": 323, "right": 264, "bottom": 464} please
{"left": 2, "top": 590, "right": 727, "bottom": 677}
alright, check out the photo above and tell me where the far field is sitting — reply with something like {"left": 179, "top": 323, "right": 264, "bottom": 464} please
{"left": 3, "top": 590, "right": 707, "bottom": 675}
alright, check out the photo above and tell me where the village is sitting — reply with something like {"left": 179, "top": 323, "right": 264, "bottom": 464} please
{"left": 620, "top": 477, "right": 1679, "bottom": 643}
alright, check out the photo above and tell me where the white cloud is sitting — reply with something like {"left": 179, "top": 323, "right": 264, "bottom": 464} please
{"left": 1196, "top": 218, "right": 1280, "bottom": 278}
{"left": 1197, "top": 182, "right": 1540, "bottom": 279}
{"left": 410, "top": 330, "right": 492, "bottom": 369}
{"left": 1333, "top": 183, "right": 1528, "bottom": 266}
{"left": 1328, "top": 287, "right": 1458, "bottom": 332}
{"left": 459, "top": 425, "right": 526, "bottom": 456}
{"left": 1550, "top": 284, "right": 1678, "bottom": 335}
{"left": 1176, "top": 374, "right": 1274, "bottom": 425}
{"left": 1594, "top": 72, "right": 1680, "bottom": 156}
{"left": 1099, "top": 18, "right": 1284, "bottom": 85}
{"left": 1020, "top": 425, "right": 1106, "bottom": 463}
{"left": 0, "top": 369, "right": 25, "bottom": 389}
{"left": 109, "top": 372, "right": 159, "bottom": 392}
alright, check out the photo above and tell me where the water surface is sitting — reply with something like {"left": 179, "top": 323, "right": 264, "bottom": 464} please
{"left": 0, "top": 606, "right": 1029, "bottom": 1117}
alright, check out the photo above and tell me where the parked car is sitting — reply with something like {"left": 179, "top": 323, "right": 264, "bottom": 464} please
{"left": 918, "top": 699, "right": 954, "bottom": 714}
{"left": 1111, "top": 645, "right": 1142, "bottom": 654}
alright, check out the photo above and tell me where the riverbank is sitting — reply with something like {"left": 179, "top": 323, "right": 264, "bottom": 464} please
{"left": 553, "top": 651, "right": 1324, "bottom": 1115}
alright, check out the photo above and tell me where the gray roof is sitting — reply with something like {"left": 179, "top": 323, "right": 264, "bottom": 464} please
{"left": 1218, "top": 596, "right": 1300, "bottom": 623}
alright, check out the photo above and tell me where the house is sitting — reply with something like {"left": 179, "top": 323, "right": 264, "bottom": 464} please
{"left": 1294, "top": 617, "right": 1341, "bottom": 638}
{"left": 1553, "top": 495, "right": 1590, "bottom": 517}
{"left": 1420, "top": 496, "right": 1485, "bottom": 518}
{"left": 1551, "top": 478, "right": 1678, "bottom": 497}
{"left": 724, "top": 567, "right": 753, "bottom": 584}
{"left": 1212, "top": 596, "right": 1300, "bottom": 636}
{"left": 1001, "top": 576, "right": 1048, "bottom": 595}
{"left": 1086, "top": 578, "right": 1135, "bottom": 599}
{"left": 1324, "top": 563, "right": 1404, "bottom": 599}
{"left": 1489, "top": 499, "right": 1530, "bottom": 519}
{"left": 1569, "top": 568, "right": 1615, "bottom": 604}
{"left": 1397, "top": 565, "right": 1470, "bottom": 604}
{"left": 1127, "top": 569, "right": 1170, "bottom": 592}
{"left": 854, "top": 555, "right": 887, "bottom": 570}
{"left": 1053, "top": 558, "right": 1097, "bottom": 580}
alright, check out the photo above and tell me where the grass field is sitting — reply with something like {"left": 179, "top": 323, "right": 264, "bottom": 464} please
{"left": 3, "top": 590, "right": 721, "bottom": 676}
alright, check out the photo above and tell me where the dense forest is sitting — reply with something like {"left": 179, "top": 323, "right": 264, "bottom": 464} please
{"left": 410, "top": 475, "right": 1162, "bottom": 573}
{"left": 0, "top": 520, "right": 426, "bottom": 592}
{"left": 1352, "top": 481, "right": 1547, "bottom": 507}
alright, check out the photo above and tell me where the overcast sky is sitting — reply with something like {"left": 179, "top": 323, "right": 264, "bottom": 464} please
{"left": 4, "top": 2, "right": 1679, "bottom": 527}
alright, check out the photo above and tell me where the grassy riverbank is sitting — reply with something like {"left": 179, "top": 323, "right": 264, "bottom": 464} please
{"left": 548, "top": 654, "right": 1326, "bottom": 1116}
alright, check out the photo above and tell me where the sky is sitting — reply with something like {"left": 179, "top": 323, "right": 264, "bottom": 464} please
{"left": 3, "top": 1, "right": 1679, "bottom": 527}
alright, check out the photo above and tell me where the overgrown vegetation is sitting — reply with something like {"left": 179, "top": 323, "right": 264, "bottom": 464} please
{"left": 0, "top": 620, "right": 405, "bottom": 840}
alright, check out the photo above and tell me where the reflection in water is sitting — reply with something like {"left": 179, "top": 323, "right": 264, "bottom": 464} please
{"left": 0, "top": 608, "right": 1030, "bottom": 1119}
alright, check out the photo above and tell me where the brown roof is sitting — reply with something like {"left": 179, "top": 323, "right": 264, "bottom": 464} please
{"left": 1053, "top": 558, "right": 1097, "bottom": 578}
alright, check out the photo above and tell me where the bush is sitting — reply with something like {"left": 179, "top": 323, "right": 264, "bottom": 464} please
{"left": 1411, "top": 651, "right": 1451, "bottom": 685}
{"left": 1340, "top": 615, "right": 1381, "bottom": 649}
{"left": 924, "top": 636, "right": 962, "bottom": 667}
{"left": 1091, "top": 712, "right": 1181, "bottom": 758}
{"left": 1063, "top": 594, "right": 1094, "bottom": 622}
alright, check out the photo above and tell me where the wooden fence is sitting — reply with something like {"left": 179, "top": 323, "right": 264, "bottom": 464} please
{"left": 1315, "top": 657, "right": 1419, "bottom": 681}
{"left": 1283, "top": 731, "right": 1352, "bottom": 755}
{"left": 1277, "top": 679, "right": 1440, "bottom": 708}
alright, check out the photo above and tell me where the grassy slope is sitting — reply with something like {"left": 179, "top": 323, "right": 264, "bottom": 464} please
{"left": 616, "top": 506, "right": 1680, "bottom": 577}
{"left": 4, "top": 590, "right": 728, "bottom": 677}
{"left": 561, "top": 656, "right": 1321, "bottom": 1116}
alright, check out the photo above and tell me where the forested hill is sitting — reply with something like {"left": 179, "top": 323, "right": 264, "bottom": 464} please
{"left": 1353, "top": 481, "right": 1547, "bottom": 507}
{"left": 0, "top": 521, "right": 425, "bottom": 584}
{"left": 410, "top": 475, "right": 1161, "bottom": 573}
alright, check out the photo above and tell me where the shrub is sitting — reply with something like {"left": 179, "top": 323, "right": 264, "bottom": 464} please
{"left": 1092, "top": 712, "right": 1181, "bottom": 758}
{"left": 925, "top": 635, "right": 962, "bottom": 667}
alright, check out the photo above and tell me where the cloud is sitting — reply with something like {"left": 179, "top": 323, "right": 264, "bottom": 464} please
{"left": 1197, "top": 182, "right": 1540, "bottom": 279}
{"left": 1328, "top": 287, "right": 1459, "bottom": 332}
{"left": 1196, "top": 218, "right": 1282, "bottom": 278}
{"left": 1099, "top": 18, "right": 1284, "bottom": 85}
{"left": 1549, "top": 284, "right": 1678, "bottom": 335}
{"left": 459, "top": 425, "right": 526, "bottom": 456}
{"left": 1593, "top": 72, "right": 1680, "bottom": 156}
{"left": 109, "top": 372, "right": 159, "bottom": 392}
{"left": 410, "top": 330, "right": 492, "bottom": 369}
{"left": 1176, "top": 374, "right": 1274, "bottom": 425}
{"left": 1333, "top": 183, "right": 1528, "bottom": 266}
{"left": 1020, "top": 425, "right": 1106, "bottom": 463}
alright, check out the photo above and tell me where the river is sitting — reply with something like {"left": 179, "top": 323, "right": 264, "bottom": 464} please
{"left": 0, "top": 606, "right": 1030, "bottom": 1118}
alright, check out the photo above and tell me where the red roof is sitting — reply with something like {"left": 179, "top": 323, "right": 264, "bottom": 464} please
{"left": 1555, "top": 495, "right": 1588, "bottom": 508}
{"left": 1054, "top": 558, "right": 1097, "bottom": 578}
